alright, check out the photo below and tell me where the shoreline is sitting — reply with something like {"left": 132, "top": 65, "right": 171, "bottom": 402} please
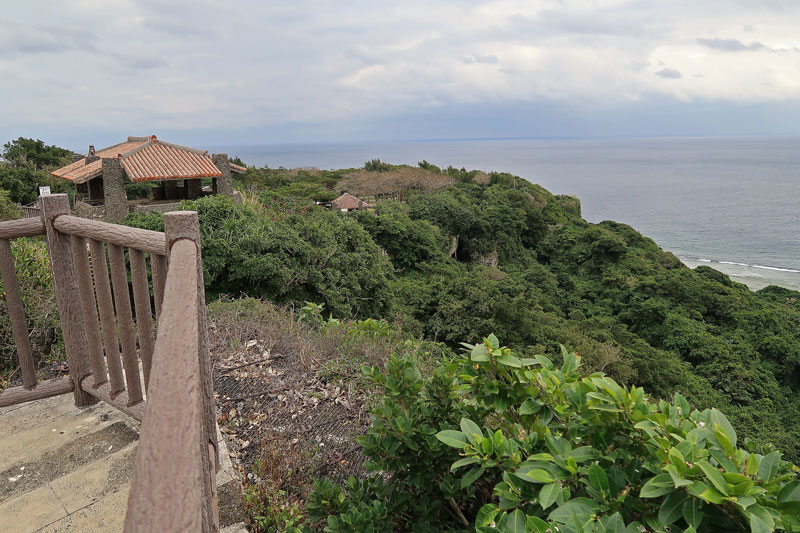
{"left": 678, "top": 255, "right": 800, "bottom": 292}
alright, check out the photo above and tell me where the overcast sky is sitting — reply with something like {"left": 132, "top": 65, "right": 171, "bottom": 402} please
{"left": 2, "top": 0, "right": 800, "bottom": 149}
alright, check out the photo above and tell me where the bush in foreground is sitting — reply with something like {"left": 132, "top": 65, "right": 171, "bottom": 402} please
{"left": 304, "top": 337, "right": 800, "bottom": 532}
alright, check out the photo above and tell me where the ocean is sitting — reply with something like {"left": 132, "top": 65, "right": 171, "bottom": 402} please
{"left": 211, "top": 136, "right": 800, "bottom": 292}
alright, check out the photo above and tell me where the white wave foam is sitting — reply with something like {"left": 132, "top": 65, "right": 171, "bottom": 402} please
{"left": 752, "top": 264, "right": 800, "bottom": 273}
{"left": 681, "top": 255, "right": 800, "bottom": 275}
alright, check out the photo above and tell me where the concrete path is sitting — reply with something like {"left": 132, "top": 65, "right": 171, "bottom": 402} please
{"left": 0, "top": 394, "right": 247, "bottom": 532}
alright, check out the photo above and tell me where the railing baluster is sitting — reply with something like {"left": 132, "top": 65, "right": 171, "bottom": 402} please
{"left": 72, "top": 235, "right": 107, "bottom": 387}
{"left": 90, "top": 239, "right": 125, "bottom": 395}
{"left": 0, "top": 238, "right": 37, "bottom": 389}
{"left": 151, "top": 253, "right": 167, "bottom": 320}
{"left": 108, "top": 244, "right": 144, "bottom": 405}
{"left": 130, "top": 249, "right": 154, "bottom": 392}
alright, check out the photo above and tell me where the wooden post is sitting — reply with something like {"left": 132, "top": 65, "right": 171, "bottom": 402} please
{"left": 0, "top": 239, "right": 37, "bottom": 389}
{"left": 39, "top": 194, "right": 96, "bottom": 407}
{"left": 72, "top": 235, "right": 107, "bottom": 387}
{"left": 164, "top": 211, "right": 217, "bottom": 469}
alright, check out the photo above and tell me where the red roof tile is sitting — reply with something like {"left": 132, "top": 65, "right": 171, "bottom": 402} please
{"left": 51, "top": 136, "right": 228, "bottom": 183}
{"left": 230, "top": 163, "right": 247, "bottom": 173}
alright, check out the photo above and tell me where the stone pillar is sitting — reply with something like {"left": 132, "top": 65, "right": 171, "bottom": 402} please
{"left": 211, "top": 154, "right": 234, "bottom": 197}
{"left": 102, "top": 158, "right": 129, "bottom": 222}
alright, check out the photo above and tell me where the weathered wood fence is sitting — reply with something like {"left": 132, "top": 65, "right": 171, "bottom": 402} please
{"left": 0, "top": 194, "right": 218, "bottom": 532}
{"left": 21, "top": 204, "right": 41, "bottom": 219}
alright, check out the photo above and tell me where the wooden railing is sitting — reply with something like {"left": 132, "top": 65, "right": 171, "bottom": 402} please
{"left": 0, "top": 195, "right": 218, "bottom": 532}
{"left": 0, "top": 217, "right": 74, "bottom": 406}
{"left": 124, "top": 214, "right": 218, "bottom": 531}
{"left": 21, "top": 205, "right": 41, "bottom": 219}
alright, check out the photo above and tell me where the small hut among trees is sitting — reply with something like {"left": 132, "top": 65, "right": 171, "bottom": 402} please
{"left": 331, "top": 192, "right": 367, "bottom": 212}
{"left": 51, "top": 135, "right": 245, "bottom": 221}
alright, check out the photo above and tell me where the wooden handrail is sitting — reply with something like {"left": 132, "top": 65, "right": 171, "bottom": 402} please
{"left": 124, "top": 238, "right": 217, "bottom": 532}
{"left": 53, "top": 214, "right": 167, "bottom": 255}
{"left": 0, "top": 217, "right": 45, "bottom": 239}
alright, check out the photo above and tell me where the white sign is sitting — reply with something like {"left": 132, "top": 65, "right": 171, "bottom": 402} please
{"left": 38, "top": 186, "right": 51, "bottom": 197}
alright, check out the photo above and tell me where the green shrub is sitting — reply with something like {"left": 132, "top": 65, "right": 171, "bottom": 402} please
{"left": 0, "top": 238, "right": 60, "bottom": 386}
{"left": 310, "top": 337, "right": 800, "bottom": 531}
{"left": 0, "top": 189, "right": 22, "bottom": 221}
{"left": 364, "top": 159, "right": 392, "bottom": 172}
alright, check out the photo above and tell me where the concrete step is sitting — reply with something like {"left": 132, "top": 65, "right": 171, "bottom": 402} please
{"left": 0, "top": 393, "right": 246, "bottom": 532}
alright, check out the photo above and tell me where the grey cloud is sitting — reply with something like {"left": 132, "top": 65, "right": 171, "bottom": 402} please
{"left": 696, "top": 38, "right": 764, "bottom": 51}
{"left": 464, "top": 55, "right": 498, "bottom": 64}
{"left": 655, "top": 68, "right": 682, "bottom": 79}
{"left": 111, "top": 54, "right": 167, "bottom": 71}
{"left": 0, "top": 21, "right": 97, "bottom": 55}
{"left": 145, "top": 19, "right": 215, "bottom": 39}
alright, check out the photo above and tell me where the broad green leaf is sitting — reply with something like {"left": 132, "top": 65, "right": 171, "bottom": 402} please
{"left": 515, "top": 467, "right": 554, "bottom": 484}
{"left": 461, "top": 466, "right": 486, "bottom": 488}
{"left": 435, "top": 430, "right": 467, "bottom": 449}
{"left": 561, "top": 348, "right": 577, "bottom": 376}
{"left": 539, "top": 482, "right": 560, "bottom": 509}
{"left": 588, "top": 464, "right": 610, "bottom": 497}
{"left": 709, "top": 408, "right": 737, "bottom": 448}
{"left": 658, "top": 492, "right": 688, "bottom": 525}
{"left": 460, "top": 418, "right": 483, "bottom": 446}
{"left": 482, "top": 437, "right": 493, "bottom": 455}
{"left": 698, "top": 486, "right": 726, "bottom": 505}
{"left": 475, "top": 504, "right": 499, "bottom": 527}
{"left": 778, "top": 480, "right": 800, "bottom": 503}
{"left": 697, "top": 460, "right": 729, "bottom": 496}
{"left": 674, "top": 393, "right": 690, "bottom": 416}
{"left": 471, "top": 343, "right": 490, "bottom": 362}
{"left": 598, "top": 513, "right": 626, "bottom": 533}
{"left": 487, "top": 334, "right": 499, "bottom": 349}
{"left": 567, "top": 447, "right": 596, "bottom": 463}
{"left": 712, "top": 427, "right": 735, "bottom": 457}
{"left": 682, "top": 498, "right": 704, "bottom": 530}
{"left": 745, "top": 453, "right": 758, "bottom": 476}
{"left": 749, "top": 514, "right": 771, "bottom": 533}
{"left": 686, "top": 480, "right": 708, "bottom": 498}
{"left": 548, "top": 498, "right": 597, "bottom": 524}
{"left": 666, "top": 464, "right": 693, "bottom": 488}
{"left": 450, "top": 457, "right": 479, "bottom": 471}
{"left": 640, "top": 473, "right": 676, "bottom": 498}
{"left": 520, "top": 399, "right": 540, "bottom": 415}
{"left": 526, "top": 516, "right": 550, "bottom": 532}
{"left": 746, "top": 504, "right": 775, "bottom": 531}
{"left": 758, "top": 451, "right": 781, "bottom": 482}
{"left": 503, "top": 509, "right": 526, "bottom": 533}
{"left": 496, "top": 353, "right": 522, "bottom": 368}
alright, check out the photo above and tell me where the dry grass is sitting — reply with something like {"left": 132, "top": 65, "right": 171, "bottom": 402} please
{"left": 337, "top": 166, "right": 455, "bottom": 201}
{"left": 207, "top": 297, "right": 408, "bottom": 531}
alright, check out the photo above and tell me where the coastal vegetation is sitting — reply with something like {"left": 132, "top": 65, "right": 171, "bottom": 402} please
{"left": 3, "top": 138, "right": 800, "bottom": 530}
{"left": 127, "top": 159, "right": 800, "bottom": 530}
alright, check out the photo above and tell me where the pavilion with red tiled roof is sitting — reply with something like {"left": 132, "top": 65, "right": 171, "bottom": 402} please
{"left": 51, "top": 135, "right": 246, "bottom": 221}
